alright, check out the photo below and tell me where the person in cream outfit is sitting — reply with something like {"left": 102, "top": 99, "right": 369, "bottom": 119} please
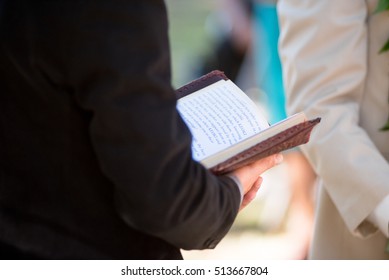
{"left": 277, "top": 0, "right": 389, "bottom": 259}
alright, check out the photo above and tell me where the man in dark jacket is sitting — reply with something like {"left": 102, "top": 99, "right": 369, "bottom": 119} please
{"left": 0, "top": 0, "right": 280, "bottom": 259}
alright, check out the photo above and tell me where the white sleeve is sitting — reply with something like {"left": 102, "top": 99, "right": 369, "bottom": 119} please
{"left": 368, "top": 195, "right": 389, "bottom": 238}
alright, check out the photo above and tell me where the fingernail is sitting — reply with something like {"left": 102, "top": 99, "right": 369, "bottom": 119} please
{"left": 275, "top": 154, "right": 283, "bottom": 165}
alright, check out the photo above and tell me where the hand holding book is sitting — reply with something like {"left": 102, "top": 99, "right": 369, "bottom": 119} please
{"left": 176, "top": 70, "right": 321, "bottom": 175}
{"left": 233, "top": 153, "right": 284, "bottom": 210}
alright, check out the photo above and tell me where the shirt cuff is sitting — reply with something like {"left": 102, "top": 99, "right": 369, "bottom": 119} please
{"left": 367, "top": 195, "right": 389, "bottom": 238}
{"left": 226, "top": 174, "right": 244, "bottom": 205}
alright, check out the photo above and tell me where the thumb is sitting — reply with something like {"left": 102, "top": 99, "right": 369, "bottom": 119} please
{"left": 249, "top": 153, "right": 283, "bottom": 174}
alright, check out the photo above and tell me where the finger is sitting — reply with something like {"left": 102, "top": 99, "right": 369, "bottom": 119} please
{"left": 240, "top": 178, "right": 261, "bottom": 210}
{"left": 229, "top": 153, "right": 283, "bottom": 195}
{"left": 240, "top": 176, "right": 262, "bottom": 211}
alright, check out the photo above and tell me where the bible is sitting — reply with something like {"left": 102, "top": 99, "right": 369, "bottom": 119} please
{"left": 175, "top": 70, "right": 321, "bottom": 175}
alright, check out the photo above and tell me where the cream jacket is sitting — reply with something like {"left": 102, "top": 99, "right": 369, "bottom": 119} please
{"left": 278, "top": 0, "right": 389, "bottom": 259}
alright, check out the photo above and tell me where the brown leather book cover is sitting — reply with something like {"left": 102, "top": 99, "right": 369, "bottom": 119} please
{"left": 209, "top": 118, "right": 320, "bottom": 175}
{"left": 175, "top": 70, "right": 228, "bottom": 99}
{"left": 175, "top": 70, "right": 321, "bottom": 175}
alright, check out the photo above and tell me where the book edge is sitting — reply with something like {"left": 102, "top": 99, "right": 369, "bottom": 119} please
{"left": 175, "top": 70, "right": 228, "bottom": 99}
{"left": 208, "top": 117, "right": 321, "bottom": 174}
{"left": 200, "top": 112, "right": 308, "bottom": 168}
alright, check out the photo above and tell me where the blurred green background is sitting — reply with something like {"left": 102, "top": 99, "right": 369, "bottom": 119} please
{"left": 166, "top": 0, "right": 217, "bottom": 87}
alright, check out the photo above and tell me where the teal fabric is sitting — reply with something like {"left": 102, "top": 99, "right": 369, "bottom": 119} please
{"left": 253, "top": 3, "right": 286, "bottom": 124}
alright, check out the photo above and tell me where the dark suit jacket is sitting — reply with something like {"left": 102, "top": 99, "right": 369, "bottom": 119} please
{"left": 0, "top": 0, "right": 241, "bottom": 259}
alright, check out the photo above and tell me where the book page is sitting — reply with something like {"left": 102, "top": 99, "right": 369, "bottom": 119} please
{"left": 177, "top": 80, "right": 269, "bottom": 161}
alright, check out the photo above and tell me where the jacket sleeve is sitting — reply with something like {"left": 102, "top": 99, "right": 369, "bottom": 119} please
{"left": 32, "top": 0, "right": 241, "bottom": 249}
{"left": 278, "top": 0, "right": 389, "bottom": 237}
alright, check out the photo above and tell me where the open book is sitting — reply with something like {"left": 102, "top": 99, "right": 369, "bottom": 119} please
{"left": 176, "top": 70, "right": 320, "bottom": 175}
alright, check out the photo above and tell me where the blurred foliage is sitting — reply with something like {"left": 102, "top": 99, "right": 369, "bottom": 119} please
{"left": 166, "top": 0, "right": 217, "bottom": 87}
